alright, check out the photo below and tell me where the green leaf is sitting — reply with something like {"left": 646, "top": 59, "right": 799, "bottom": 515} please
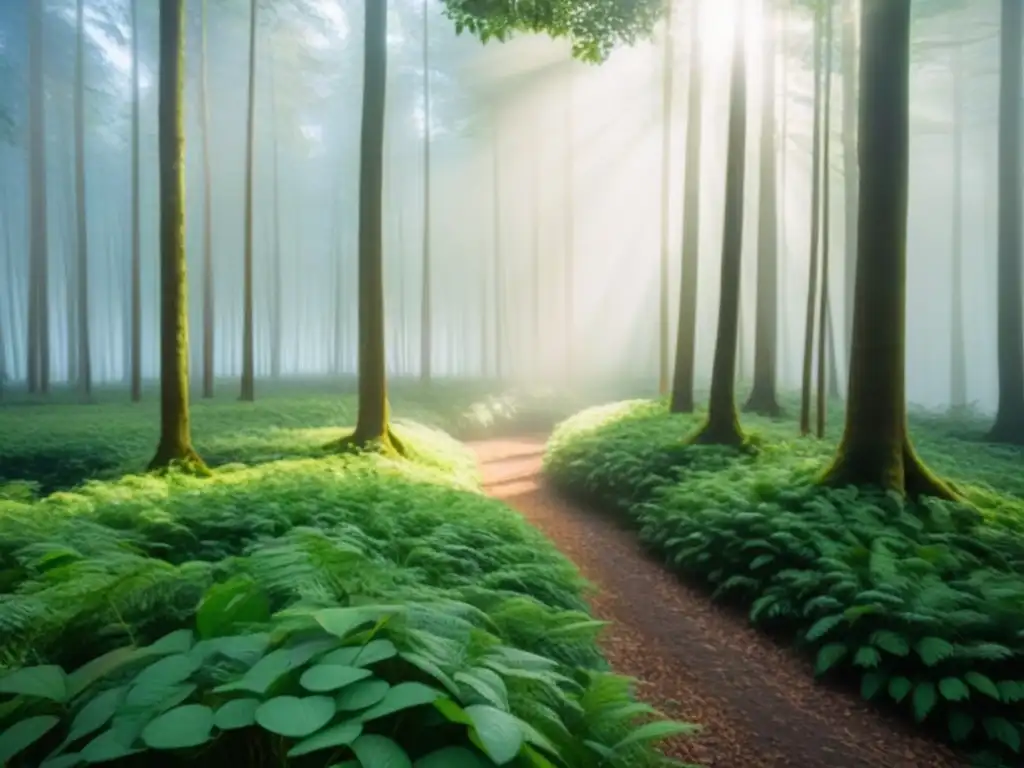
{"left": 0, "top": 715, "right": 61, "bottom": 762}
{"left": 255, "top": 695, "right": 336, "bottom": 738}
{"left": 814, "top": 643, "right": 848, "bottom": 675}
{"left": 938, "top": 678, "right": 970, "bottom": 702}
{"left": 191, "top": 633, "right": 271, "bottom": 666}
{"left": 40, "top": 753, "right": 83, "bottom": 768}
{"left": 358, "top": 682, "right": 441, "bottom": 722}
{"left": 79, "top": 728, "right": 144, "bottom": 763}
{"left": 860, "top": 672, "right": 886, "bottom": 701}
{"left": 196, "top": 577, "right": 270, "bottom": 639}
{"left": 320, "top": 639, "right": 397, "bottom": 668}
{"left": 141, "top": 705, "right": 214, "bottom": 750}
{"left": 124, "top": 681, "right": 196, "bottom": 711}
{"left": 914, "top": 637, "right": 954, "bottom": 666}
{"left": 299, "top": 664, "right": 372, "bottom": 693}
{"left": 964, "top": 671, "right": 1001, "bottom": 699}
{"left": 455, "top": 669, "right": 508, "bottom": 710}
{"left": 982, "top": 717, "right": 1021, "bottom": 752}
{"left": 947, "top": 710, "right": 974, "bottom": 743}
{"left": 286, "top": 720, "right": 363, "bottom": 757}
{"left": 132, "top": 654, "right": 200, "bottom": 689}
{"left": 870, "top": 630, "right": 910, "bottom": 656}
{"left": 67, "top": 686, "right": 127, "bottom": 743}
{"left": 888, "top": 676, "right": 912, "bottom": 703}
{"left": 912, "top": 682, "right": 937, "bottom": 722}
{"left": 213, "top": 648, "right": 298, "bottom": 695}
{"left": 351, "top": 734, "right": 411, "bottom": 768}
{"left": 805, "top": 614, "right": 844, "bottom": 642}
{"left": 434, "top": 697, "right": 473, "bottom": 725}
{"left": 997, "top": 680, "right": 1024, "bottom": 702}
{"left": 414, "top": 746, "right": 491, "bottom": 767}
{"left": 0, "top": 666, "right": 68, "bottom": 702}
{"left": 336, "top": 679, "right": 390, "bottom": 710}
{"left": 853, "top": 646, "right": 881, "bottom": 668}
{"left": 465, "top": 704, "right": 524, "bottom": 763}
{"left": 612, "top": 720, "right": 698, "bottom": 750}
{"left": 213, "top": 698, "right": 260, "bottom": 730}
{"left": 313, "top": 606, "right": 399, "bottom": 640}
{"left": 67, "top": 647, "right": 139, "bottom": 698}
{"left": 147, "top": 630, "right": 194, "bottom": 655}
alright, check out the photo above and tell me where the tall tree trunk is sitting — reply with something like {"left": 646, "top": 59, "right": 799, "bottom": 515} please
{"left": 240, "top": 0, "right": 257, "bottom": 401}
{"left": 74, "top": 0, "right": 92, "bottom": 398}
{"left": 816, "top": 0, "right": 835, "bottom": 437}
{"left": 745, "top": 0, "right": 781, "bottom": 416}
{"left": 820, "top": 0, "right": 953, "bottom": 498}
{"left": 338, "top": 0, "right": 400, "bottom": 453}
{"left": 669, "top": 0, "right": 703, "bottom": 414}
{"left": 564, "top": 65, "right": 575, "bottom": 382}
{"left": 200, "top": 0, "right": 214, "bottom": 398}
{"left": 150, "top": 0, "right": 207, "bottom": 474}
{"left": 692, "top": 8, "right": 748, "bottom": 446}
{"left": 988, "top": 0, "right": 1024, "bottom": 443}
{"left": 27, "top": 0, "right": 49, "bottom": 395}
{"left": 778, "top": 0, "right": 789, "bottom": 385}
{"left": 492, "top": 125, "right": 504, "bottom": 381}
{"left": 531, "top": 118, "right": 542, "bottom": 371}
{"left": 130, "top": 0, "right": 143, "bottom": 401}
{"left": 420, "top": 0, "right": 433, "bottom": 383}
{"left": 949, "top": 42, "right": 967, "bottom": 412}
{"left": 270, "top": 52, "right": 283, "bottom": 380}
{"left": 658, "top": 0, "right": 674, "bottom": 395}
{"left": 841, "top": 0, "right": 859, "bottom": 362}
{"left": 800, "top": 2, "right": 824, "bottom": 436}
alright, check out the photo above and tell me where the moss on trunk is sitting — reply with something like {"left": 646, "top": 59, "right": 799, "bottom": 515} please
{"left": 818, "top": 0, "right": 954, "bottom": 500}
{"left": 150, "top": 0, "right": 208, "bottom": 477}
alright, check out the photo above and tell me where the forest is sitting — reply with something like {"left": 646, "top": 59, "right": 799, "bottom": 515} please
{"left": 0, "top": 0, "right": 1023, "bottom": 766}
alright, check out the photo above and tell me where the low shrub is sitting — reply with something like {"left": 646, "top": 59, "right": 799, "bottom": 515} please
{"left": 544, "top": 399, "right": 1024, "bottom": 767}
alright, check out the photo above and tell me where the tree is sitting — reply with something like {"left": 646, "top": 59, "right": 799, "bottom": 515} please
{"left": 690, "top": 5, "right": 748, "bottom": 446}
{"left": 130, "top": 0, "right": 143, "bottom": 402}
{"left": 988, "top": 0, "right": 1024, "bottom": 443}
{"left": 949, "top": 38, "right": 967, "bottom": 412}
{"left": 420, "top": 0, "right": 434, "bottom": 383}
{"left": 669, "top": 0, "right": 703, "bottom": 414}
{"left": 74, "top": 0, "right": 92, "bottom": 399}
{"left": 815, "top": 0, "right": 835, "bottom": 437}
{"left": 745, "top": 0, "right": 782, "bottom": 416}
{"left": 657, "top": 0, "right": 674, "bottom": 396}
{"left": 150, "top": 0, "right": 208, "bottom": 475}
{"left": 26, "top": 0, "right": 50, "bottom": 395}
{"left": 240, "top": 0, "right": 258, "bottom": 402}
{"left": 819, "top": 0, "right": 954, "bottom": 498}
{"left": 841, "top": 0, "right": 859, "bottom": 359}
{"left": 200, "top": 0, "right": 215, "bottom": 399}
{"left": 563, "top": 64, "right": 575, "bottom": 382}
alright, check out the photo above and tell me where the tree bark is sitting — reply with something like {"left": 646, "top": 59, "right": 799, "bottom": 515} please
{"left": 841, "top": 0, "right": 859, "bottom": 363}
{"left": 669, "top": 0, "right": 702, "bottom": 414}
{"left": 564, "top": 65, "right": 575, "bottom": 383}
{"left": 988, "top": 0, "right": 1024, "bottom": 443}
{"left": 658, "top": 0, "right": 674, "bottom": 396}
{"left": 949, "top": 41, "right": 967, "bottom": 412}
{"left": 269, "top": 51, "right": 283, "bottom": 380}
{"left": 200, "top": 0, "right": 215, "bottom": 399}
{"left": 240, "top": 0, "right": 257, "bottom": 401}
{"left": 27, "top": 0, "right": 49, "bottom": 395}
{"left": 745, "top": 0, "right": 781, "bottom": 417}
{"left": 420, "top": 0, "right": 433, "bottom": 383}
{"left": 130, "top": 0, "right": 143, "bottom": 402}
{"left": 816, "top": 0, "right": 835, "bottom": 437}
{"left": 150, "top": 0, "right": 207, "bottom": 474}
{"left": 492, "top": 125, "right": 504, "bottom": 381}
{"left": 336, "top": 0, "right": 401, "bottom": 454}
{"left": 819, "top": 0, "right": 954, "bottom": 498}
{"left": 74, "top": 0, "right": 92, "bottom": 398}
{"left": 691, "top": 8, "right": 748, "bottom": 447}
{"left": 800, "top": 2, "right": 824, "bottom": 436}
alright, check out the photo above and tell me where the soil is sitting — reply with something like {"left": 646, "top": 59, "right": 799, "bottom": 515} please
{"left": 469, "top": 436, "right": 970, "bottom": 768}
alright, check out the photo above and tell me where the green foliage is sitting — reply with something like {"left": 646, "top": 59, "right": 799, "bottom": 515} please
{"left": 440, "top": 0, "right": 663, "bottom": 63}
{"left": 544, "top": 398, "right": 1024, "bottom": 766}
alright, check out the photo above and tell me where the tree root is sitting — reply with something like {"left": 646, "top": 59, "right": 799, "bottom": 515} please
{"left": 326, "top": 425, "right": 408, "bottom": 459}
{"left": 147, "top": 444, "right": 211, "bottom": 476}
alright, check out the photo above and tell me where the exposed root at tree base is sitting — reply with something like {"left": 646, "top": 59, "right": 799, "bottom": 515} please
{"left": 743, "top": 393, "right": 784, "bottom": 418}
{"left": 985, "top": 414, "right": 1024, "bottom": 446}
{"left": 689, "top": 417, "right": 750, "bottom": 450}
{"left": 326, "top": 426, "right": 407, "bottom": 458}
{"left": 147, "top": 445, "right": 211, "bottom": 476}
{"left": 818, "top": 440, "right": 960, "bottom": 501}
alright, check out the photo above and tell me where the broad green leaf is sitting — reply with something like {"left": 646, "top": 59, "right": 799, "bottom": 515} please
{"left": 414, "top": 746, "right": 491, "bottom": 767}
{"left": 853, "top": 646, "right": 881, "bottom": 668}
{"left": 888, "top": 676, "right": 912, "bottom": 703}
{"left": 190, "top": 633, "right": 271, "bottom": 666}
{"left": 351, "top": 734, "right": 411, "bottom": 768}
{"left": 197, "top": 577, "right": 271, "bottom": 639}
{"left": 465, "top": 704, "right": 524, "bottom": 763}
{"left": 814, "top": 643, "right": 848, "bottom": 675}
{"left": 40, "top": 753, "right": 83, "bottom": 768}
{"left": 79, "top": 728, "right": 143, "bottom": 763}
{"left": 434, "top": 698, "right": 473, "bottom": 725}
{"left": 0, "top": 715, "right": 61, "bottom": 762}
{"left": 313, "top": 606, "right": 400, "bottom": 640}
{"left": 124, "top": 681, "right": 196, "bottom": 711}
{"left": 336, "top": 679, "right": 390, "bottom": 711}
{"left": 870, "top": 630, "right": 910, "bottom": 656}
{"left": 455, "top": 669, "right": 508, "bottom": 710}
{"left": 131, "top": 654, "right": 200, "bottom": 689}
{"left": 860, "top": 672, "right": 886, "bottom": 701}
{"left": 299, "top": 664, "right": 371, "bottom": 693}
{"left": 964, "top": 671, "right": 1001, "bottom": 699}
{"left": 67, "top": 686, "right": 128, "bottom": 743}
{"left": 947, "top": 710, "right": 974, "bottom": 742}
{"left": 213, "top": 648, "right": 298, "bottom": 695}
{"left": 982, "top": 717, "right": 1021, "bottom": 752}
{"left": 612, "top": 720, "right": 699, "bottom": 750}
{"left": 141, "top": 705, "right": 214, "bottom": 750}
{"left": 67, "top": 647, "right": 138, "bottom": 698}
{"left": 912, "top": 682, "right": 937, "bottom": 722}
{"left": 147, "top": 630, "right": 195, "bottom": 655}
{"left": 320, "top": 640, "right": 397, "bottom": 668}
{"left": 938, "top": 677, "right": 970, "bottom": 702}
{"left": 357, "top": 682, "right": 441, "bottom": 722}
{"left": 914, "top": 637, "right": 954, "bottom": 666}
{"left": 0, "top": 666, "right": 68, "bottom": 702}
{"left": 213, "top": 698, "right": 260, "bottom": 730}
{"left": 255, "top": 695, "right": 335, "bottom": 738}
{"left": 287, "top": 720, "right": 363, "bottom": 757}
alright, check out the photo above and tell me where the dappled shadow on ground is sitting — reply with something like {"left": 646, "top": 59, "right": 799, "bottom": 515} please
{"left": 470, "top": 437, "right": 969, "bottom": 768}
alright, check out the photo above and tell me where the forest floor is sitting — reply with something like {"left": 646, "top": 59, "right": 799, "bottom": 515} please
{"left": 470, "top": 435, "right": 970, "bottom": 768}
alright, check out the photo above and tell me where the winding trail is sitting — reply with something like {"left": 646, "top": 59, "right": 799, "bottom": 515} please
{"left": 469, "top": 436, "right": 968, "bottom": 768}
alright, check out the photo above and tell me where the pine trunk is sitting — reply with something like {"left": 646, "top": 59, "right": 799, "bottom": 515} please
{"left": 74, "top": 0, "right": 91, "bottom": 398}
{"left": 842, "top": 0, "right": 859, "bottom": 362}
{"left": 816, "top": 0, "right": 835, "bottom": 437}
{"left": 200, "top": 0, "right": 215, "bottom": 399}
{"left": 240, "top": 0, "right": 257, "bottom": 401}
{"left": 950, "top": 42, "right": 967, "bottom": 411}
{"left": 27, "top": 0, "right": 49, "bottom": 395}
{"left": 420, "top": 0, "right": 433, "bottom": 384}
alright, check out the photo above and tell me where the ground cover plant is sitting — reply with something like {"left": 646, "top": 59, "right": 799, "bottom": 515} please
{"left": 0, "top": 402, "right": 694, "bottom": 767}
{"left": 543, "top": 398, "right": 1024, "bottom": 767}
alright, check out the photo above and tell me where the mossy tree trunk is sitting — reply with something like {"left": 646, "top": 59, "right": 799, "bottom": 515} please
{"left": 150, "top": 0, "right": 208, "bottom": 475}
{"left": 819, "top": 0, "right": 954, "bottom": 499}
{"left": 745, "top": 0, "right": 781, "bottom": 417}
{"left": 27, "top": 0, "right": 49, "bottom": 395}
{"left": 691, "top": 9, "right": 748, "bottom": 447}
{"left": 800, "top": 1, "right": 824, "bottom": 436}
{"left": 815, "top": 0, "right": 835, "bottom": 437}
{"left": 988, "top": 0, "right": 1024, "bottom": 443}
{"left": 339, "top": 0, "right": 402, "bottom": 455}
{"left": 240, "top": 0, "right": 257, "bottom": 402}
{"left": 949, "top": 40, "right": 967, "bottom": 412}
{"left": 841, "top": 0, "right": 859, "bottom": 363}
{"left": 669, "top": 0, "right": 702, "bottom": 414}
{"left": 200, "top": 0, "right": 214, "bottom": 399}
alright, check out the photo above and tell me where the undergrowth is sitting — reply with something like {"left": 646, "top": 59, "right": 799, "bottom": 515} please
{"left": 0, "top": 413, "right": 696, "bottom": 766}
{"left": 544, "top": 398, "right": 1024, "bottom": 767}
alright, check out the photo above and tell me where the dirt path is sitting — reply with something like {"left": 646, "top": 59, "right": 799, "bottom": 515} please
{"left": 469, "top": 436, "right": 968, "bottom": 768}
